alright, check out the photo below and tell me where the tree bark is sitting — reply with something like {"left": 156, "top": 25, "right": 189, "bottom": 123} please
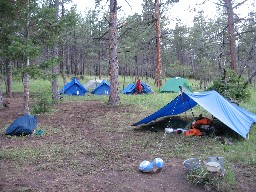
{"left": 154, "top": 0, "right": 162, "bottom": 88}
{"left": 223, "top": 0, "right": 236, "bottom": 72}
{"left": 60, "top": 2, "right": 66, "bottom": 86}
{"left": 5, "top": 59, "right": 12, "bottom": 98}
{"left": 108, "top": 0, "right": 120, "bottom": 105}
{"left": 67, "top": 46, "right": 71, "bottom": 77}
{"left": 23, "top": 5, "right": 30, "bottom": 114}
{"left": 52, "top": 46, "right": 60, "bottom": 104}
{"left": 23, "top": 72, "right": 30, "bottom": 114}
{"left": 52, "top": 0, "right": 60, "bottom": 104}
{"left": 0, "top": 75, "right": 3, "bottom": 108}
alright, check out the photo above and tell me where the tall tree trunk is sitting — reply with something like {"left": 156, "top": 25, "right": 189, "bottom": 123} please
{"left": 60, "top": 1, "right": 66, "bottom": 86}
{"left": 52, "top": 0, "right": 60, "bottom": 104}
{"left": 108, "top": 0, "right": 120, "bottom": 105}
{"left": 224, "top": 0, "right": 236, "bottom": 72}
{"left": 154, "top": 0, "right": 162, "bottom": 88}
{"left": 23, "top": 71, "right": 30, "bottom": 114}
{"left": 52, "top": 46, "right": 59, "bottom": 104}
{"left": 0, "top": 75, "right": 3, "bottom": 108}
{"left": 98, "top": 40, "right": 103, "bottom": 80}
{"left": 23, "top": 9, "right": 30, "bottom": 114}
{"left": 5, "top": 59, "right": 12, "bottom": 98}
{"left": 67, "top": 46, "right": 71, "bottom": 77}
{"left": 60, "top": 44, "right": 66, "bottom": 86}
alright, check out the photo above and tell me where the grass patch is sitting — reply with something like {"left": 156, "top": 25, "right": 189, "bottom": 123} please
{"left": 1, "top": 77, "right": 256, "bottom": 192}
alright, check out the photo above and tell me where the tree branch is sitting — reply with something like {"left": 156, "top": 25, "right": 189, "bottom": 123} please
{"left": 104, "top": 16, "right": 110, "bottom": 25}
{"left": 233, "top": 0, "right": 248, "bottom": 9}
{"left": 244, "top": 70, "right": 256, "bottom": 88}
{"left": 118, "top": 27, "right": 132, "bottom": 40}
{"left": 124, "top": 0, "right": 132, "bottom": 11}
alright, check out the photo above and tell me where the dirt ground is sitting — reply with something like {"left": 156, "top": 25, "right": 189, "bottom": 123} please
{"left": 0, "top": 93, "right": 255, "bottom": 192}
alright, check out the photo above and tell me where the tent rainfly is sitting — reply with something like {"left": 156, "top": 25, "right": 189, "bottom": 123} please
{"left": 160, "top": 77, "right": 192, "bottom": 93}
{"left": 122, "top": 81, "right": 152, "bottom": 94}
{"left": 59, "top": 78, "right": 88, "bottom": 96}
{"left": 91, "top": 80, "right": 110, "bottom": 95}
{"left": 133, "top": 90, "right": 256, "bottom": 138}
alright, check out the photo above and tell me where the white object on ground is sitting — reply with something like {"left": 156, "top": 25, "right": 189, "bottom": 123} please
{"left": 153, "top": 157, "right": 164, "bottom": 168}
{"left": 165, "top": 128, "right": 174, "bottom": 133}
{"left": 206, "top": 162, "right": 221, "bottom": 172}
{"left": 139, "top": 160, "right": 154, "bottom": 172}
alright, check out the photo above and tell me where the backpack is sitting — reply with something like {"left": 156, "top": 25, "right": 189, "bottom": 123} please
{"left": 191, "top": 117, "right": 215, "bottom": 136}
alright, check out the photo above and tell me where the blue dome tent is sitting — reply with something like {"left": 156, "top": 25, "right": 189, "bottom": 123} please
{"left": 59, "top": 78, "right": 88, "bottom": 96}
{"left": 122, "top": 81, "right": 152, "bottom": 94}
{"left": 91, "top": 80, "right": 110, "bottom": 95}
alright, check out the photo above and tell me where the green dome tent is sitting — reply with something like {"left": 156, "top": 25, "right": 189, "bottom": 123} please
{"left": 160, "top": 77, "right": 192, "bottom": 93}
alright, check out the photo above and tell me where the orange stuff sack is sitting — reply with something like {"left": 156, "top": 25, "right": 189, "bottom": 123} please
{"left": 184, "top": 117, "right": 213, "bottom": 136}
{"left": 191, "top": 118, "right": 212, "bottom": 130}
{"left": 184, "top": 127, "right": 202, "bottom": 136}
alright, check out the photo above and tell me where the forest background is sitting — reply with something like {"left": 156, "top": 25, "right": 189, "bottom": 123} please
{"left": 0, "top": 0, "right": 256, "bottom": 111}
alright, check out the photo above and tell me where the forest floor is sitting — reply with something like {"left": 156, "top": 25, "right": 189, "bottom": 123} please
{"left": 0, "top": 93, "right": 255, "bottom": 192}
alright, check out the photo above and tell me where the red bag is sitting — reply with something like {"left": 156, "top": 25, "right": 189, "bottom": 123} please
{"left": 136, "top": 79, "right": 142, "bottom": 93}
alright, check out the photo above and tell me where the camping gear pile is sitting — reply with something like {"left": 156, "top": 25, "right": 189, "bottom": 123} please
{"left": 133, "top": 90, "right": 256, "bottom": 139}
{"left": 183, "top": 156, "right": 225, "bottom": 185}
{"left": 183, "top": 156, "right": 224, "bottom": 173}
{"left": 164, "top": 115, "right": 215, "bottom": 136}
{"left": 190, "top": 116, "right": 215, "bottom": 136}
{"left": 182, "top": 115, "right": 215, "bottom": 136}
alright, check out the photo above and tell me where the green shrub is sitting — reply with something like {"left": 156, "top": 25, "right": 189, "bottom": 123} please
{"left": 208, "top": 70, "right": 251, "bottom": 102}
{"left": 31, "top": 90, "right": 53, "bottom": 114}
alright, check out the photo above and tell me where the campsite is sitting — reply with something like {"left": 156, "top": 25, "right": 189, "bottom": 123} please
{"left": 1, "top": 77, "right": 256, "bottom": 192}
{"left": 1, "top": 0, "right": 256, "bottom": 191}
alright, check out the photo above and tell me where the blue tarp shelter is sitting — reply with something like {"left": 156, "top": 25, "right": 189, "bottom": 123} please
{"left": 91, "top": 80, "right": 110, "bottom": 95}
{"left": 5, "top": 114, "right": 38, "bottom": 136}
{"left": 59, "top": 78, "right": 88, "bottom": 96}
{"left": 122, "top": 81, "right": 152, "bottom": 94}
{"left": 133, "top": 90, "right": 256, "bottom": 138}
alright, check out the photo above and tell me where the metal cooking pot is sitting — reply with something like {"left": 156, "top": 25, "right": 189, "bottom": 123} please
{"left": 206, "top": 156, "right": 224, "bottom": 171}
{"left": 183, "top": 158, "right": 201, "bottom": 173}
{"left": 206, "top": 162, "right": 221, "bottom": 172}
